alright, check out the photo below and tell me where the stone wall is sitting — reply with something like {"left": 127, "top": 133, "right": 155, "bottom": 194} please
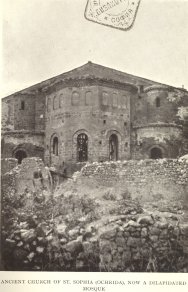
{"left": 98, "top": 215, "right": 188, "bottom": 272}
{"left": 1, "top": 132, "right": 44, "bottom": 160}
{"left": 132, "top": 124, "right": 183, "bottom": 159}
{"left": 2, "top": 208, "right": 188, "bottom": 272}
{"left": 45, "top": 82, "right": 133, "bottom": 168}
{"left": 81, "top": 159, "right": 188, "bottom": 202}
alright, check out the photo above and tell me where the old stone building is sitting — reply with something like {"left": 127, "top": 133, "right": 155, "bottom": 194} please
{"left": 1, "top": 62, "right": 188, "bottom": 173}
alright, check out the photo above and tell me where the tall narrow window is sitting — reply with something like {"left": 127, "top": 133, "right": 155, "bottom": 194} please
{"left": 156, "top": 97, "right": 160, "bottom": 107}
{"left": 102, "top": 92, "right": 108, "bottom": 105}
{"left": 77, "top": 133, "right": 88, "bottom": 162}
{"left": 47, "top": 98, "right": 51, "bottom": 112}
{"left": 85, "top": 91, "right": 92, "bottom": 105}
{"left": 121, "top": 95, "right": 127, "bottom": 109}
{"left": 53, "top": 95, "right": 58, "bottom": 110}
{"left": 138, "top": 85, "right": 144, "bottom": 94}
{"left": 59, "top": 94, "right": 64, "bottom": 108}
{"left": 20, "top": 101, "right": 25, "bottom": 110}
{"left": 113, "top": 93, "right": 118, "bottom": 107}
{"left": 52, "top": 137, "right": 58, "bottom": 156}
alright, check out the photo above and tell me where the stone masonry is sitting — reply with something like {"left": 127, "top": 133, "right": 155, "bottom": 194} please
{"left": 1, "top": 62, "right": 188, "bottom": 171}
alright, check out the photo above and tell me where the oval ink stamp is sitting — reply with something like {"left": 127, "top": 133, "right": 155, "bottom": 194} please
{"left": 85, "top": 0, "right": 141, "bottom": 31}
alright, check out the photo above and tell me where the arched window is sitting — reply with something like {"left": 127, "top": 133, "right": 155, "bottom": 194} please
{"left": 72, "top": 92, "right": 80, "bottom": 105}
{"left": 102, "top": 92, "right": 108, "bottom": 106}
{"left": 113, "top": 93, "right": 118, "bottom": 107}
{"left": 15, "top": 150, "right": 27, "bottom": 164}
{"left": 52, "top": 137, "right": 58, "bottom": 156}
{"left": 121, "top": 95, "right": 127, "bottom": 109}
{"left": 109, "top": 134, "right": 118, "bottom": 161}
{"left": 47, "top": 98, "right": 51, "bottom": 112}
{"left": 156, "top": 97, "right": 160, "bottom": 107}
{"left": 53, "top": 95, "right": 58, "bottom": 110}
{"left": 59, "top": 94, "right": 64, "bottom": 108}
{"left": 150, "top": 147, "right": 163, "bottom": 159}
{"left": 85, "top": 91, "right": 92, "bottom": 105}
{"left": 77, "top": 133, "right": 88, "bottom": 162}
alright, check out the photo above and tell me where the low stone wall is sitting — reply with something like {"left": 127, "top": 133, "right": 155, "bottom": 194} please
{"left": 2, "top": 212, "right": 188, "bottom": 272}
{"left": 98, "top": 216, "right": 188, "bottom": 272}
{"left": 81, "top": 159, "right": 188, "bottom": 202}
{"left": 1, "top": 158, "right": 18, "bottom": 175}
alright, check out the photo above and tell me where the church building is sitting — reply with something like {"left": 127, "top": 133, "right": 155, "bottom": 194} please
{"left": 2, "top": 62, "right": 188, "bottom": 173}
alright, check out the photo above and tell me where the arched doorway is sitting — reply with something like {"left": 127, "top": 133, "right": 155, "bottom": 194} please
{"left": 15, "top": 150, "right": 27, "bottom": 164}
{"left": 109, "top": 134, "right": 118, "bottom": 161}
{"left": 77, "top": 133, "right": 88, "bottom": 162}
{"left": 150, "top": 147, "right": 163, "bottom": 159}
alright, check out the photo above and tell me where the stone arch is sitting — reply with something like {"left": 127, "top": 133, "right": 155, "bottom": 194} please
{"left": 73, "top": 129, "right": 91, "bottom": 162}
{"left": 149, "top": 145, "right": 166, "bottom": 159}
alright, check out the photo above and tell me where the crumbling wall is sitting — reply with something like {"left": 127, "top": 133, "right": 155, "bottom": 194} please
{"left": 2, "top": 208, "right": 188, "bottom": 272}
{"left": 98, "top": 216, "right": 188, "bottom": 272}
{"left": 81, "top": 159, "right": 188, "bottom": 202}
{"left": 2, "top": 158, "right": 51, "bottom": 195}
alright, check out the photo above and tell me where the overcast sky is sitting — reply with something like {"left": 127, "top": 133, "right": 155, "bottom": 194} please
{"left": 2, "top": 0, "right": 188, "bottom": 97}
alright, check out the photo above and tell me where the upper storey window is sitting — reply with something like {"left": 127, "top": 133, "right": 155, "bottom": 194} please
{"left": 47, "top": 97, "right": 51, "bottom": 112}
{"left": 59, "top": 94, "right": 64, "bottom": 108}
{"left": 85, "top": 91, "right": 92, "bottom": 105}
{"left": 113, "top": 93, "right": 118, "bottom": 107}
{"left": 138, "top": 85, "right": 144, "bottom": 94}
{"left": 72, "top": 91, "right": 80, "bottom": 105}
{"left": 102, "top": 92, "right": 108, "bottom": 106}
{"left": 53, "top": 95, "right": 58, "bottom": 110}
{"left": 156, "top": 97, "right": 160, "bottom": 107}
{"left": 20, "top": 101, "right": 25, "bottom": 110}
{"left": 121, "top": 95, "right": 127, "bottom": 109}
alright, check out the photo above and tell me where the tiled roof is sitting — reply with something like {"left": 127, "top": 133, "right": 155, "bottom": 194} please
{"left": 3, "top": 62, "right": 185, "bottom": 98}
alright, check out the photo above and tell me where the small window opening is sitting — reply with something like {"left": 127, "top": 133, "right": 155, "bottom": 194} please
{"left": 124, "top": 122, "right": 127, "bottom": 126}
{"left": 103, "top": 120, "right": 106, "bottom": 124}
{"left": 52, "top": 137, "right": 58, "bottom": 156}
{"left": 21, "top": 101, "right": 25, "bottom": 110}
{"left": 139, "top": 85, "right": 144, "bottom": 93}
{"left": 156, "top": 97, "right": 160, "bottom": 107}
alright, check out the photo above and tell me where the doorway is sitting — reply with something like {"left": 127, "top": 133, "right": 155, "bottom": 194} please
{"left": 150, "top": 147, "right": 163, "bottom": 159}
{"left": 109, "top": 134, "right": 118, "bottom": 161}
{"left": 15, "top": 150, "right": 27, "bottom": 164}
